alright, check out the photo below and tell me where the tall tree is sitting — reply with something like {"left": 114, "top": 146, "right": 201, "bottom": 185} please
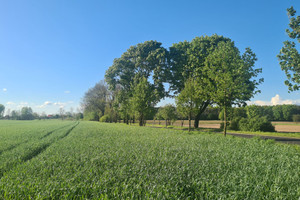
{"left": 278, "top": 6, "right": 300, "bottom": 92}
{"left": 169, "top": 35, "right": 232, "bottom": 128}
{"left": 0, "top": 104, "right": 5, "bottom": 118}
{"left": 105, "top": 41, "right": 169, "bottom": 123}
{"left": 20, "top": 107, "right": 34, "bottom": 120}
{"left": 130, "top": 77, "right": 158, "bottom": 126}
{"left": 81, "top": 81, "right": 109, "bottom": 121}
{"left": 157, "top": 104, "right": 177, "bottom": 127}
{"left": 176, "top": 78, "right": 201, "bottom": 131}
{"left": 204, "top": 41, "right": 263, "bottom": 136}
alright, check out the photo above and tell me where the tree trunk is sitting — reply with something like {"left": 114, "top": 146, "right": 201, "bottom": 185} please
{"left": 188, "top": 112, "right": 191, "bottom": 132}
{"left": 139, "top": 113, "right": 143, "bottom": 126}
{"left": 224, "top": 106, "right": 227, "bottom": 136}
{"left": 181, "top": 119, "right": 184, "bottom": 127}
{"left": 165, "top": 119, "right": 167, "bottom": 127}
{"left": 193, "top": 101, "right": 210, "bottom": 128}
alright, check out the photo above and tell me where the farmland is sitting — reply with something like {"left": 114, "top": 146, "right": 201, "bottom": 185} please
{"left": 147, "top": 120, "right": 300, "bottom": 133}
{"left": 0, "top": 120, "right": 300, "bottom": 199}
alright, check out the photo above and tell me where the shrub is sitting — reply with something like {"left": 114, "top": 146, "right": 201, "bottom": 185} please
{"left": 229, "top": 117, "right": 241, "bottom": 130}
{"left": 99, "top": 115, "right": 110, "bottom": 122}
{"left": 293, "top": 114, "right": 300, "bottom": 123}
{"left": 239, "top": 117, "right": 275, "bottom": 132}
{"left": 220, "top": 117, "right": 241, "bottom": 131}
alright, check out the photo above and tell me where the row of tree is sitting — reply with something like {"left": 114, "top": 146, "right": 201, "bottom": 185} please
{"left": 0, "top": 105, "right": 83, "bottom": 121}
{"left": 82, "top": 34, "right": 262, "bottom": 135}
{"left": 82, "top": 7, "right": 300, "bottom": 135}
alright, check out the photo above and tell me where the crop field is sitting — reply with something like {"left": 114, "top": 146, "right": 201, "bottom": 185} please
{"left": 0, "top": 120, "right": 300, "bottom": 199}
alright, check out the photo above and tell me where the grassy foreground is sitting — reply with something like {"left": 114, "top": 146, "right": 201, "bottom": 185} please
{"left": 0, "top": 121, "right": 300, "bottom": 199}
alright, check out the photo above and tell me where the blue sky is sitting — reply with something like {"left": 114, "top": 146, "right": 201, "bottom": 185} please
{"left": 0, "top": 0, "right": 299, "bottom": 114}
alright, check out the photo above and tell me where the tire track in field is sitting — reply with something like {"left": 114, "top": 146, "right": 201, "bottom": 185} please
{"left": 0, "top": 122, "right": 80, "bottom": 179}
{"left": 0, "top": 141, "right": 28, "bottom": 155}
{"left": 21, "top": 122, "right": 79, "bottom": 162}
{"left": 0, "top": 123, "right": 75, "bottom": 156}
{"left": 40, "top": 122, "right": 76, "bottom": 139}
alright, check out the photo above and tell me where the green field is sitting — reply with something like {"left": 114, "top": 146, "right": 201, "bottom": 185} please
{"left": 0, "top": 120, "right": 300, "bottom": 199}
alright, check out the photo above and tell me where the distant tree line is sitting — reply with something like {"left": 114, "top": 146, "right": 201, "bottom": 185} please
{"left": 0, "top": 104, "right": 83, "bottom": 121}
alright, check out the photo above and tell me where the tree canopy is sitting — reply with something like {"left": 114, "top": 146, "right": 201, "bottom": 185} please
{"left": 0, "top": 104, "right": 5, "bottom": 118}
{"left": 278, "top": 6, "right": 300, "bottom": 92}
{"left": 204, "top": 41, "right": 263, "bottom": 135}
{"left": 81, "top": 81, "right": 110, "bottom": 121}
{"left": 169, "top": 35, "right": 232, "bottom": 128}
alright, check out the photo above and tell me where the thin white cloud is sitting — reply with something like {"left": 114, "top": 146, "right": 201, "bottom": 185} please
{"left": 17, "top": 102, "right": 29, "bottom": 108}
{"left": 6, "top": 101, "right": 15, "bottom": 105}
{"left": 64, "top": 91, "right": 71, "bottom": 94}
{"left": 53, "top": 102, "right": 66, "bottom": 108}
{"left": 3, "top": 88, "right": 7, "bottom": 92}
{"left": 250, "top": 94, "right": 300, "bottom": 106}
{"left": 37, "top": 101, "right": 53, "bottom": 108}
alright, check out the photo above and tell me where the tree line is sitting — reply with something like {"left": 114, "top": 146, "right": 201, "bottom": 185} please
{"left": 82, "top": 7, "right": 300, "bottom": 135}
{"left": 0, "top": 105, "right": 83, "bottom": 121}
{"left": 82, "top": 34, "right": 262, "bottom": 135}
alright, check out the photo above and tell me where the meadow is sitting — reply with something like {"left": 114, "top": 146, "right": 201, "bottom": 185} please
{"left": 0, "top": 120, "right": 300, "bottom": 199}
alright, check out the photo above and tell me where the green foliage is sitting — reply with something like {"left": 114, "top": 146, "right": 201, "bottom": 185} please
{"left": 205, "top": 41, "right": 262, "bottom": 135}
{"left": 81, "top": 81, "right": 109, "bottom": 120}
{"left": 0, "top": 121, "right": 299, "bottom": 198}
{"left": 0, "top": 104, "right": 5, "bottom": 118}
{"left": 169, "top": 35, "right": 230, "bottom": 127}
{"left": 200, "top": 107, "right": 220, "bottom": 120}
{"left": 99, "top": 115, "right": 110, "bottom": 122}
{"left": 293, "top": 114, "right": 300, "bottom": 122}
{"left": 83, "top": 110, "right": 102, "bottom": 121}
{"left": 272, "top": 105, "right": 284, "bottom": 121}
{"left": 130, "top": 77, "right": 158, "bottom": 126}
{"left": 277, "top": 6, "right": 300, "bottom": 92}
{"left": 176, "top": 78, "right": 200, "bottom": 131}
{"left": 157, "top": 104, "right": 177, "bottom": 126}
{"left": 239, "top": 117, "right": 275, "bottom": 132}
{"left": 20, "top": 107, "right": 34, "bottom": 120}
{"left": 282, "top": 104, "right": 298, "bottom": 121}
{"left": 105, "top": 40, "right": 169, "bottom": 99}
{"left": 246, "top": 105, "right": 265, "bottom": 118}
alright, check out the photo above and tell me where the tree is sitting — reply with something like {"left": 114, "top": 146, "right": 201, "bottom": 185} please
{"left": 11, "top": 110, "right": 19, "bottom": 120}
{"left": 154, "top": 109, "right": 164, "bottom": 125}
{"left": 20, "top": 107, "right": 34, "bottom": 120}
{"left": 204, "top": 41, "right": 263, "bottom": 136}
{"left": 278, "top": 6, "right": 300, "bottom": 92}
{"left": 130, "top": 77, "right": 158, "bottom": 126}
{"left": 105, "top": 41, "right": 169, "bottom": 123}
{"left": 0, "top": 104, "right": 5, "bottom": 118}
{"left": 157, "top": 104, "right": 177, "bottom": 127}
{"left": 169, "top": 35, "right": 232, "bottom": 128}
{"left": 81, "top": 81, "right": 109, "bottom": 121}
{"left": 176, "top": 78, "right": 200, "bottom": 131}
{"left": 59, "top": 108, "right": 65, "bottom": 120}
{"left": 272, "top": 105, "right": 284, "bottom": 121}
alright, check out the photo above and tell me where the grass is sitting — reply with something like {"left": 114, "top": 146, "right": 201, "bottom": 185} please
{"left": 0, "top": 121, "right": 300, "bottom": 199}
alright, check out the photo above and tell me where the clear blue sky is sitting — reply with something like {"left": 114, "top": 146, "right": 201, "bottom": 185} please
{"left": 0, "top": 0, "right": 299, "bottom": 114}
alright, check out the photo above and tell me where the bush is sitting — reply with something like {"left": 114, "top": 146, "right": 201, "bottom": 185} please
{"left": 293, "top": 114, "right": 300, "bottom": 123}
{"left": 229, "top": 117, "right": 241, "bottom": 130}
{"left": 239, "top": 117, "right": 275, "bottom": 132}
{"left": 99, "top": 115, "right": 110, "bottom": 122}
{"left": 220, "top": 117, "right": 241, "bottom": 131}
